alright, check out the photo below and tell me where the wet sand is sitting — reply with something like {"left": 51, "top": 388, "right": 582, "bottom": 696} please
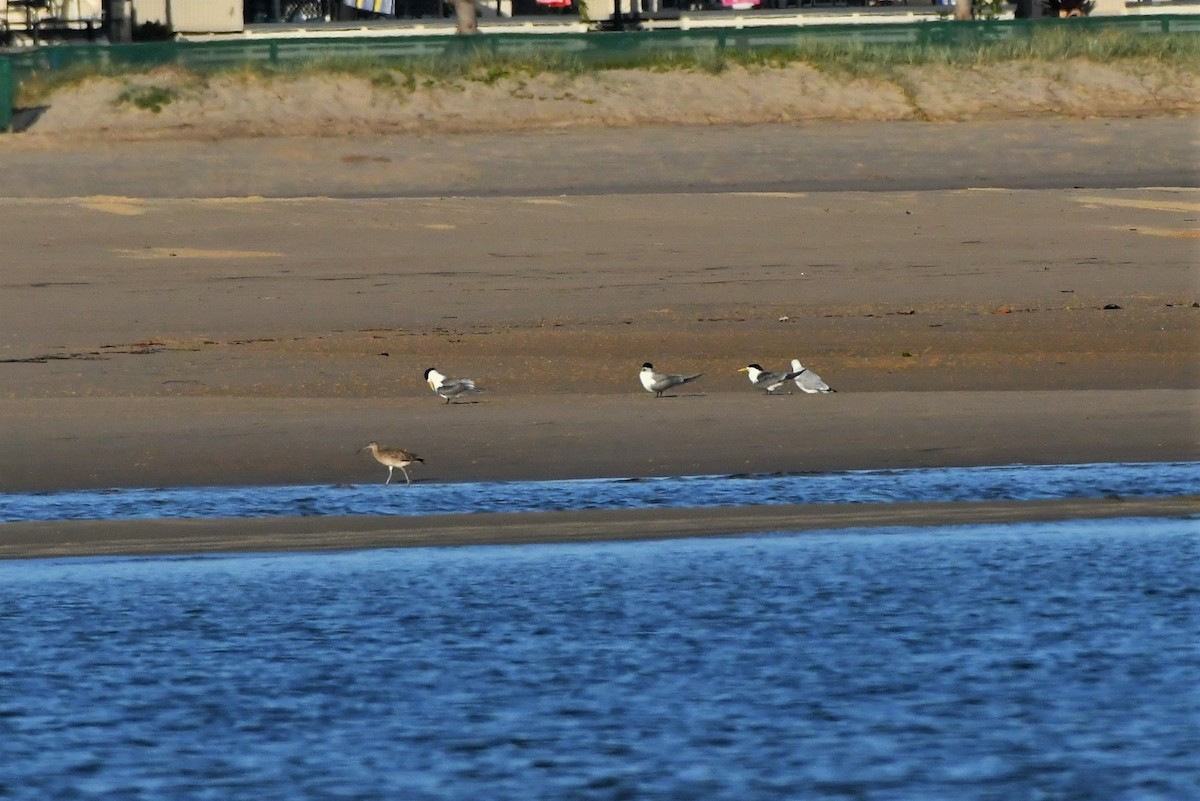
{"left": 2, "top": 496, "right": 1197, "bottom": 561}
{"left": 2, "top": 390, "right": 1197, "bottom": 491}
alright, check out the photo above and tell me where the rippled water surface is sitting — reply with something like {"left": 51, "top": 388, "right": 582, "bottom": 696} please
{"left": 2, "top": 518, "right": 1198, "bottom": 800}
{"left": 2, "top": 461, "right": 1197, "bottom": 523}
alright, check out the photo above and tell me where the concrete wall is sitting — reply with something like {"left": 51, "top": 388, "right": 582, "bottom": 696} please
{"left": 133, "top": 0, "right": 244, "bottom": 32}
{"left": 2, "top": 0, "right": 104, "bottom": 29}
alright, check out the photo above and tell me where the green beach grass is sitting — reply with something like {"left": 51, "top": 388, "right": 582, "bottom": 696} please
{"left": 14, "top": 26, "right": 1199, "bottom": 107}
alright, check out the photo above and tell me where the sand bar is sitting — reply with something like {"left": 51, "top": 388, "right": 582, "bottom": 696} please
{"left": 2, "top": 496, "right": 1196, "bottom": 561}
{"left": 1, "top": 105, "right": 1196, "bottom": 559}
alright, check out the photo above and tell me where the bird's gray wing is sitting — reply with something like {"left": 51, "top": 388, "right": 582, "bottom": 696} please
{"left": 653, "top": 372, "right": 691, "bottom": 391}
{"left": 644, "top": 371, "right": 669, "bottom": 392}
{"left": 668, "top": 372, "right": 704, "bottom": 390}
{"left": 797, "top": 370, "right": 830, "bottom": 392}
{"left": 754, "top": 372, "right": 784, "bottom": 387}
{"left": 439, "top": 378, "right": 477, "bottom": 396}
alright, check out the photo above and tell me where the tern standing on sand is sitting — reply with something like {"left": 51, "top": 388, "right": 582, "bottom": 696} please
{"left": 739, "top": 363, "right": 802, "bottom": 395}
{"left": 639, "top": 362, "right": 703, "bottom": 398}
{"left": 424, "top": 367, "right": 486, "bottom": 404}
{"left": 791, "top": 359, "right": 836, "bottom": 393}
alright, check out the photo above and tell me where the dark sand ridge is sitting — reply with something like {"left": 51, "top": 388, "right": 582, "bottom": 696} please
{"left": 3, "top": 497, "right": 1198, "bottom": 561}
{"left": 3, "top": 118, "right": 1198, "bottom": 199}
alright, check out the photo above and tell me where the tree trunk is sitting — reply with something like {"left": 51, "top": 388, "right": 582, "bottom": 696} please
{"left": 454, "top": 0, "right": 479, "bottom": 33}
{"left": 954, "top": 0, "right": 972, "bottom": 18}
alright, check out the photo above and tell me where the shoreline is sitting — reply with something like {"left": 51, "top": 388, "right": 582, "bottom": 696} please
{"left": 2, "top": 496, "right": 1196, "bottom": 561}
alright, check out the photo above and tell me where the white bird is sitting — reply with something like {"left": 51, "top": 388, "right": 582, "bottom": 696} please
{"left": 424, "top": 367, "right": 486, "bottom": 404}
{"left": 639, "top": 362, "right": 703, "bottom": 398}
{"left": 739, "top": 363, "right": 802, "bottom": 394}
{"left": 791, "top": 359, "right": 836, "bottom": 394}
{"left": 359, "top": 441, "right": 424, "bottom": 485}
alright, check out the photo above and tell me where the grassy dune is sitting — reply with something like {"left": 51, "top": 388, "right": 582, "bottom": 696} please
{"left": 15, "top": 26, "right": 1200, "bottom": 107}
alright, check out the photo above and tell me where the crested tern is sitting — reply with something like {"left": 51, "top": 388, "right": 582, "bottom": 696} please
{"left": 790, "top": 359, "right": 836, "bottom": 393}
{"left": 424, "top": 367, "right": 486, "bottom": 404}
{"left": 739, "top": 363, "right": 802, "bottom": 394}
{"left": 639, "top": 362, "right": 703, "bottom": 398}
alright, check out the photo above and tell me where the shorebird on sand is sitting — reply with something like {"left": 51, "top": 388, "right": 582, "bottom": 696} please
{"left": 639, "top": 362, "right": 703, "bottom": 398}
{"left": 739, "top": 363, "right": 802, "bottom": 395}
{"left": 790, "top": 358, "right": 836, "bottom": 394}
{"left": 359, "top": 441, "right": 424, "bottom": 485}
{"left": 424, "top": 367, "right": 486, "bottom": 404}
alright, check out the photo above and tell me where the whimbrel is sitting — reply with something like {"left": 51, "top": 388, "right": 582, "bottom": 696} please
{"left": 359, "top": 441, "right": 424, "bottom": 485}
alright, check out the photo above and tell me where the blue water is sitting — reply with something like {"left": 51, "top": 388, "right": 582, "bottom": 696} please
{"left": 1, "top": 518, "right": 1198, "bottom": 800}
{"left": 2, "top": 461, "right": 1197, "bottom": 523}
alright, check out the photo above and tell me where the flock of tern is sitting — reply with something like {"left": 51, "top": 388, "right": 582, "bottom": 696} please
{"left": 363, "top": 360, "right": 836, "bottom": 484}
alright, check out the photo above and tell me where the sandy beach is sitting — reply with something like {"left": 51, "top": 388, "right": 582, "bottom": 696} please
{"left": 1, "top": 183, "right": 1196, "bottom": 488}
{"left": 1, "top": 65, "right": 1197, "bottom": 558}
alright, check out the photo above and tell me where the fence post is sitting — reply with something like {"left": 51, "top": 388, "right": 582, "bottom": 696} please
{"left": 0, "top": 57, "right": 12, "bottom": 133}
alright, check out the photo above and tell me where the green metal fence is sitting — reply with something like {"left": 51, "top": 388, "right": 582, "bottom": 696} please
{"left": 0, "top": 56, "right": 11, "bottom": 132}
{"left": 2, "top": 14, "right": 1197, "bottom": 130}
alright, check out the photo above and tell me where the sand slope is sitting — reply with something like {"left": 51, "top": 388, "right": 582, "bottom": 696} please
{"left": 17, "top": 58, "right": 1200, "bottom": 140}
